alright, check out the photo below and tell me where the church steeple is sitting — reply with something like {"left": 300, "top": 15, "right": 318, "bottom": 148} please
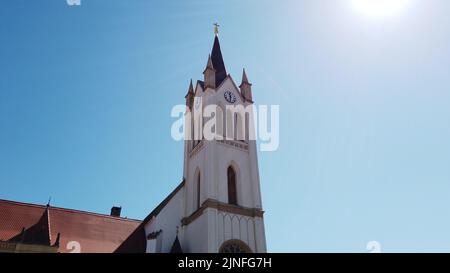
{"left": 178, "top": 24, "right": 266, "bottom": 253}
{"left": 199, "top": 26, "right": 228, "bottom": 91}
{"left": 211, "top": 35, "right": 227, "bottom": 87}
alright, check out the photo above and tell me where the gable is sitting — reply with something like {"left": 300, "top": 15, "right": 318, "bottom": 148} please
{"left": 216, "top": 75, "right": 245, "bottom": 105}
{"left": 195, "top": 80, "right": 204, "bottom": 96}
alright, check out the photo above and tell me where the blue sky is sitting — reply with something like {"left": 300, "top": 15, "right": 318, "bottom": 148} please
{"left": 1, "top": 0, "right": 450, "bottom": 252}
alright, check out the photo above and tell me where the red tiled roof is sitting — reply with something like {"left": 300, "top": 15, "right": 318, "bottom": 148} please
{"left": 0, "top": 199, "right": 141, "bottom": 253}
{"left": 8, "top": 206, "right": 52, "bottom": 246}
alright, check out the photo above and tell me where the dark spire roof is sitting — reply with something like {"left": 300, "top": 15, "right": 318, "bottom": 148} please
{"left": 170, "top": 235, "right": 183, "bottom": 253}
{"left": 211, "top": 35, "right": 227, "bottom": 87}
{"left": 197, "top": 80, "right": 205, "bottom": 90}
{"left": 240, "top": 68, "right": 251, "bottom": 86}
{"left": 185, "top": 79, "right": 194, "bottom": 98}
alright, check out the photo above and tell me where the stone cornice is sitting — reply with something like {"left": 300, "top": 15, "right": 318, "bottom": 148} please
{"left": 181, "top": 199, "right": 264, "bottom": 226}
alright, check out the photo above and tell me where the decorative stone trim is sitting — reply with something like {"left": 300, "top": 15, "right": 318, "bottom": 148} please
{"left": 189, "top": 140, "right": 204, "bottom": 158}
{"left": 147, "top": 229, "right": 162, "bottom": 240}
{"left": 217, "top": 139, "right": 248, "bottom": 151}
{"left": 181, "top": 199, "right": 264, "bottom": 226}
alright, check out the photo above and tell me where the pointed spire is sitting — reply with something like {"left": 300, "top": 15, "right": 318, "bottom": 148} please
{"left": 203, "top": 54, "right": 216, "bottom": 89}
{"left": 240, "top": 68, "right": 253, "bottom": 102}
{"left": 211, "top": 35, "right": 227, "bottom": 86}
{"left": 200, "top": 28, "right": 227, "bottom": 89}
{"left": 185, "top": 79, "right": 195, "bottom": 109}
{"left": 189, "top": 79, "right": 194, "bottom": 92}
{"left": 205, "top": 54, "right": 214, "bottom": 70}
{"left": 241, "top": 68, "right": 250, "bottom": 84}
{"left": 185, "top": 79, "right": 194, "bottom": 98}
{"left": 170, "top": 235, "right": 183, "bottom": 253}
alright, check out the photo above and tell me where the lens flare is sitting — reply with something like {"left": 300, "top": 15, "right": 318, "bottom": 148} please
{"left": 352, "top": 0, "right": 411, "bottom": 17}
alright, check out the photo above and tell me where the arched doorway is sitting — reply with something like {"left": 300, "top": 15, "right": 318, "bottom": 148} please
{"left": 219, "top": 239, "right": 252, "bottom": 253}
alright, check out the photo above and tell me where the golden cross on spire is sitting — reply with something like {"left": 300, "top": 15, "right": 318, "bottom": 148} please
{"left": 213, "top": 23, "right": 220, "bottom": 35}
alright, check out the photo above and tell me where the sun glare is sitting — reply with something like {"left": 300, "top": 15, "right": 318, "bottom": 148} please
{"left": 352, "top": 0, "right": 411, "bottom": 17}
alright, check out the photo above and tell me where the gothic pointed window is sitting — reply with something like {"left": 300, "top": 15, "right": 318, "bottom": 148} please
{"left": 245, "top": 112, "right": 250, "bottom": 143}
{"left": 235, "top": 113, "right": 245, "bottom": 141}
{"left": 234, "top": 113, "right": 238, "bottom": 141}
{"left": 193, "top": 111, "right": 202, "bottom": 148}
{"left": 216, "top": 105, "right": 224, "bottom": 139}
{"left": 191, "top": 114, "right": 196, "bottom": 148}
{"left": 227, "top": 166, "right": 237, "bottom": 205}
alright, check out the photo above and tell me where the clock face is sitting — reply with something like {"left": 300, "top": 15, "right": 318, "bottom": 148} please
{"left": 224, "top": 91, "right": 237, "bottom": 103}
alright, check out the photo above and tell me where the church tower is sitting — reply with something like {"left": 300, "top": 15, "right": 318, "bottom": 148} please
{"left": 181, "top": 27, "right": 267, "bottom": 253}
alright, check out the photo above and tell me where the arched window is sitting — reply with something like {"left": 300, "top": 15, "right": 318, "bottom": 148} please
{"left": 235, "top": 113, "right": 245, "bottom": 141}
{"left": 226, "top": 109, "right": 234, "bottom": 140}
{"left": 227, "top": 166, "right": 237, "bottom": 205}
{"left": 193, "top": 111, "right": 202, "bottom": 147}
{"left": 245, "top": 112, "right": 250, "bottom": 142}
{"left": 216, "top": 105, "right": 224, "bottom": 139}
{"left": 234, "top": 113, "right": 238, "bottom": 140}
{"left": 196, "top": 172, "right": 201, "bottom": 210}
